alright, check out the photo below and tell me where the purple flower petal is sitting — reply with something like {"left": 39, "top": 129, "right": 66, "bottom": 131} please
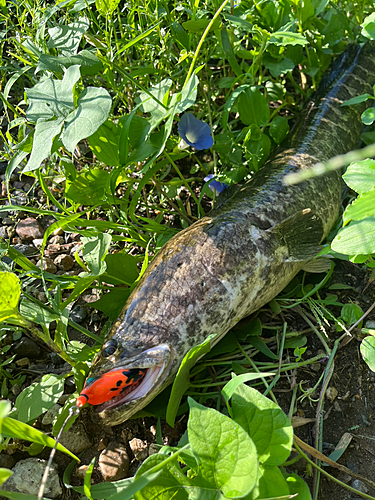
{"left": 178, "top": 113, "right": 213, "bottom": 150}
{"left": 204, "top": 174, "right": 228, "bottom": 194}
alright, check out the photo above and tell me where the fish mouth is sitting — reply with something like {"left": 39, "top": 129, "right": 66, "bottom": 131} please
{"left": 95, "top": 344, "right": 172, "bottom": 413}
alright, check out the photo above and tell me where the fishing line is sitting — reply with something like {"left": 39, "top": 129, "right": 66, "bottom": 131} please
{"left": 38, "top": 405, "right": 80, "bottom": 500}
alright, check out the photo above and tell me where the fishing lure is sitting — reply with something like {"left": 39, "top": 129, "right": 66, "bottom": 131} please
{"left": 76, "top": 368, "right": 146, "bottom": 407}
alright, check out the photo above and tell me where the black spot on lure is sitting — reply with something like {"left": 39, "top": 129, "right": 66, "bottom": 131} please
{"left": 77, "top": 42, "right": 375, "bottom": 425}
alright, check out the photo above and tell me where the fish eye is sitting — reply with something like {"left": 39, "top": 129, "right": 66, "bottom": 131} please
{"left": 103, "top": 339, "right": 118, "bottom": 357}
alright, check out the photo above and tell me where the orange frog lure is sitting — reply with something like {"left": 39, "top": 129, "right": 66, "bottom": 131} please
{"left": 76, "top": 368, "right": 146, "bottom": 408}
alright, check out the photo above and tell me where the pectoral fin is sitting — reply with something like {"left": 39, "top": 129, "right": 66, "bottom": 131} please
{"left": 270, "top": 209, "right": 324, "bottom": 262}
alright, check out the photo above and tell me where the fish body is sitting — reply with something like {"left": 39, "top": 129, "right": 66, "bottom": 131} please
{"left": 80, "top": 42, "right": 375, "bottom": 426}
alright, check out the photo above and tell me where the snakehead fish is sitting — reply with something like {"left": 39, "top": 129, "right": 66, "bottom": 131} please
{"left": 77, "top": 42, "right": 375, "bottom": 426}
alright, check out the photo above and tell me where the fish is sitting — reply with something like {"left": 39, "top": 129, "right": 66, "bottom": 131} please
{"left": 77, "top": 41, "right": 375, "bottom": 426}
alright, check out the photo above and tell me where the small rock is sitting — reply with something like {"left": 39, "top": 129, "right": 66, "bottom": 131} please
{"left": 3, "top": 458, "right": 61, "bottom": 499}
{"left": 98, "top": 438, "right": 108, "bottom": 452}
{"left": 10, "top": 190, "right": 27, "bottom": 206}
{"left": 42, "top": 404, "right": 62, "bottom": 425}
{"left": 13, "top": 181, "right": 24, "bottom": 189}
{"left": 351, "top": 479, "right": 368, "bottom": 493}
{"left": 13, "top": 243, "right": 35, "bottom": 256}
{"left": 16, "top": 218, "right": 44, "bottom": 240}
{"left": 35, "top": 291, "right": 47, "bottom": 303}
{"left": 148, "top": 443, "right": 159, "bottom": 456}
{"left": 49, "top": 235, "right": 64, "bottom": 245}
{"left": 325, "top": 386, "right": 338, "bottom": 402}
{"left": 3, "top": 217, "right": 14, "bottom": 225}
{"left": 99, "top": 441, "right": 130, "bottom": 481}
{"left": 23, "top": 183, "right": 32, "bottom": 192}
{"left": 15, "top": 357, "right": 30, "bottom": 367}
{"left": 69, "top": 305, "right": 87, "bottom": 324}
{"left": 32, "top": 238, "right": 44, "bottom": 249}
{"left": 36, "top": 258, "right": 57, "bottom": 274}
{"left": 13, "top": 337, "right": 40, "bottom": 359}
{"left": 52, "top": 227, "right": 64, "bottom": 236}
{"left": 58, "top": 422, "right": 92, "bottom": 454}
{"left": 129, "top": 438, "right": 148, "bottom": 461}
{"left": 54, "top": 254, "right": 74, "bottom": 271}
{"left": 0, "top": 454, "right": 16, "bottom": 469}
{"left": 11, "top": 384, "right": 21, "bottom": 396}
{"left": 0, "top": 226, "right": 8, "bottom": 239}
{"left": 76, "top": 464, "right": 90, "bottom": 479}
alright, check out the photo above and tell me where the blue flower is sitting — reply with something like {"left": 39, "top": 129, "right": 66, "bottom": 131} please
{"left": 204, "top": 174, "right": 228, "bottom": 194}
{"left": 178, "top": 113, "right": 213, "bottom": 150}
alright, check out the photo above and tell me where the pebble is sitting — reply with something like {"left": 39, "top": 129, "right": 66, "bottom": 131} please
{"left": 0, "top": 226, "right": 8, "bottom": 238}
{"left": 148, "top": 443, "right": 159, "bottom": 456}
{"left": 3, "top": 458, "right": 61, "bottom": 499}
{"left": 13, "top": 243, "right": 36, "bottom": 256}
{"left": 35, "top": 291, "right": 47, "bottom": 303}
{"left": 10, "top": 190, "right": 28, "bottom": 206}
{"left": 54, "top": 253, "right": 74, "bottom": 271}
{"left": 0, "top": 454, "right": 16, "bottom": 469}
{"left": 351, "top": 479, "right": 368, "bottom": 493}
{"left": 42, "top": 404, "right": 62, "bottom": 425}
{"left": 129, "top": 438, "right": 148, "bottom": 461}
{"left": 12, "top": 337, "right": 40, "bottom": 358}
{"left": 16, "top": 217, "right": 44, "bottom": 240}
{"left": 69, "top": 305, "right": 87, "bottom": 324}
{"left": 99, "top": 441, "right": 130, "bottom": 481}
{"left": 58, "top": 422, "right": 92, "bottom": 454}
{"left": 33, "top": 238, "right": 44, "bottom": 249}
{"left": 49, "top": 235, "right": 64, "bottom": 245}
{"left": 15, "top": 357, "right": 30, "bottom": 367}
{"left": 52, "top": 227, "right": 64, "bottom": 236}
{"left": 36, "top": 257, "right": 57, "bottom": 274}
{"left": 3, "top": 217, "right": 14, "bottom": 225}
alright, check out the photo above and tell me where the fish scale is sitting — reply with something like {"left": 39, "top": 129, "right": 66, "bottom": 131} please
{"left": 78, "top": 41, "right": 375, "bottom": 426}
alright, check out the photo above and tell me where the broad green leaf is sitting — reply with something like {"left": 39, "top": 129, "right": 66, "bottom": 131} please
{"left": 138, "top": 79, "right": 172, "bottom": 127}
{"left": 47, "top": 18, "right": 90, "bottom": 56}
{"left": 134, "top": 454, "right": 189, "bottom": 500}
{"left": 170, "top": 73, "right": 199, "bottom": 114}
{"left": 269, "top": 116, "right": 289, "bottom": 144}
{"left": 37, "top": 50, "right": 102, "bottom": 76}
{"left": 26, "top": 65, "right": 80, "bottom": 122}
{"left": 231, "top": 384, "right": 293, "bottom": 465}
{"left": 103, "top": 253, "right": 139, "bottom": 285}
{"left": 248, "top": 336, "right": 279, "bottom": 360}
{"left": 244, "top": 465, "right": 290, "bottom": 499}
{"left": 1, "top": 417, "right": 78, "bottom": 460}
{"left": 360, "top": 336, "right": 375, "bottom": 372}
{"left": 90, "top": 288, "right": 130, "bottom": 321}
{"left": 82, "top": 233, "right": 112, "bottom": 275}
{"left": 72, "top": 478, "right": 133, "bottom": 499}
{"left": 182, "top": 19, "right": 222, "bottom": 32}
{"left": 188, "top": 399, "right": 258, "bottom": 498}
{"left": 343, "top": 190, "right": 375, "bottom": 225}
{"left": 361, "top": 107, "right": 375, "bottom": 126}
{"left": 268, "top": 31, "right": 308, "bottom": 46}
{"left": 20, "top": 299, "right": 59, "bottom": 327}
{"left": 246, "top": 133, "right": 271, "bottom": 168}
{"left": 128, "top": 116, "right": 151, "bottom": 149}
{"left": 362, "top": 12, "right": 375, "bottom": 40}
{"left": 341, "top": 93, "right": 372, "bottom": 106}
{"left": 342, "top": 159, "right": 375, "bottom": 194}
{"left": 0, "top": 491, "right": 49, "bottom": 500}
{"left": 332, "top": 216, "right": 375, "bottom": 255}
{"left": 341, "top": 303, "right": 363, "bottom": 326}
{"left": 0, "top": 272, "right": 21, "bottom": 322}
{"left": 24, "top": 117, "right": 65, "bottom": 172}
{"left": 263, "top": 56, "right": 294, "bottom": 77}
{"left": 222, "top": 373, "right": 275, "bottom": 405}
{"left": 62, "top": 86, "right": 112, "bottom": 152}
{"left": 238, "top": 87, "right": 269, "bottom": 127}
{"left": 96, "top": 0, "right": 121, "bottom": 15}
{"left": 65, "top": 168, "right": 109, "bottom": 205}
{"left": 15, "top": 374, "right": 65, "bottom": 423}
{"left": 0, "top": 469, "right": 12, "bottom": 487}
{"left": 166, "top": 334, "right": 215, "bottom": 427}
{"left": 284, "top": 473, "right": 312, "bottom": 500}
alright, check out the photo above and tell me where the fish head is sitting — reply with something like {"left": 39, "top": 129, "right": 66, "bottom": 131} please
{"left": 76, "top": 340, "right": 173, "bottom": 425}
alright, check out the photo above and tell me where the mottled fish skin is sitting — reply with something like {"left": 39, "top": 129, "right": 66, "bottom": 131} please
{"left": 88, "top": 42, "right": 375, "bottom": 426}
